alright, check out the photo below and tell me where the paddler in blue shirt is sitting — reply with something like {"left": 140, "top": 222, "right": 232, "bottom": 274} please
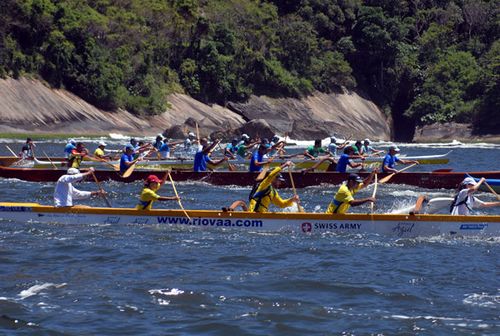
{"left": 224, "top": 138, "right": 239, "bottom": 159}
{"left": 64, "top": 139, "right": 76, "bottom": 158}
{"left": 249, "top": 144, "right": 274, "bottom": 172}
{"left": 336, "top": 146, "right": 364, "bottom": 173}
{"left": 136, "top": 174, "right": 179, "bottom": 210}
{"left": 120, "top": 144, "right": 142, "bottom": 175}
{"left": 193, "top": 138, "right": 228, "bottom": 172}
{"left": 382, "top": 145, "right": 419, "bottom": 173}
{"left": 249, "top": 161, "right": 299, "bottom": 212}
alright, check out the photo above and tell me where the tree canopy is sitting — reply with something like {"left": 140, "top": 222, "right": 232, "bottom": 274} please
{"left": 0, "top": 0, "right": 498, "bottom": 137}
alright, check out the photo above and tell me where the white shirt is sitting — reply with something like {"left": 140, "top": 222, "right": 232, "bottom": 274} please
{"left": 54, "top": 173, "right": 92, "bottom": 207}
{"left": 451, "top": 189, "right": 484, "bottom": 215}
{"left": 328, "top": 143, "right": 338, "bottom": 156}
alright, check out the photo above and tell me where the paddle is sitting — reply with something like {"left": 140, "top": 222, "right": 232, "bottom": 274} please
{"left": 370, "top": 173, "right": 378, "bottom": 213}
{"left": 5, "top": 145, "right": 18, "bottom": 157}
{"left": 167, "top": 171, "right": 191, "bottom": 221}
{"left": 90, "top": 171, "right": 112, "bottom": 207}
{"left": 84, "top": 155, "right": 120, "bottom": 170}
{"left": 466, "top": 174, "right": 500, "bottom": 200}
{"left": 42, "top": 150, "right": 58, "bottom": 169}
{"left": 288, "top": 166, "right": 304, "bottom": 212}
{"left": 256, "top": 164, "right": 269, "bottom": 181}
{"left": 379, "top": 163, "right": 418, "bottom": 184}
{"left": 121, "top": 150, "right": 150, "bottom": 178}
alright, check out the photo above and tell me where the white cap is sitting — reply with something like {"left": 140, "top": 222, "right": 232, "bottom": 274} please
{"left": 389, "top": 144, "right": 400, "bottom": 152}
{"left": 98, "top": 141, "right": 107, "bottom": 147}
{"left": 462, "top": 177, "right": 477, "bottom": 186}
{"left": 68, "top": 138, "right": 76, "bottom": 144}
{"left": 188, "top": 132, "right": 196, "bottom": 137}
{"left": 67, "top": 168, "right": 80, "bottom": 175}
{"left": 241, "top": 133, "right": 250, "bottom": 139}
{"left": 364, "top": 138, "right": 370, "bottom": 143}
{"left": 330, "top": 136, "right": 337, "bottom": 143}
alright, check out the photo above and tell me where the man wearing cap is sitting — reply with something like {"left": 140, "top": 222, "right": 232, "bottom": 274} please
{"left": 450, "top": 177, "right": 500, "bottom": 215}
{"left": 328, "top": 137, "right": 348, "bottom": 157}
{"left": 236, "top": 135, "right": 259, "bottom": 162}
{"left": 382, "top": 145, "right": 419, "bottom": 173}
{"left": 136, "top": 174, "right": 179, "bottom": 210}
{"left": 183, "top": 132, "right": 198, "bottom": 154}
{"left": 249, "top": 144, "right": 274, "bottom": 172}
{"left": 193, "top": 138, "right": 228, "bottom": 172}
{"left": 120, "top": 144, "right": 142, "bottom": 175}
{"left": 224, "top": 138, "right": 239, "bottom": 159}
{"left": 64, "top": 139, "right": 76, "bottom": 158}
{"left": 326, "top": 171, "right": 377, "bottom": 214}
{"left": 362, "top": 139, "right": 383, "bottom": 156}
{"left": 335, "top": 146, "right": 364, "bottom": 173}
{"left": 94, "top": 141, "right": 109, "bottom": 160}
{"left": 249, "top": 161, "right": 299, "bottom": 212}
{"left": 54, "top": 167, "right": 105, "bottom": 207}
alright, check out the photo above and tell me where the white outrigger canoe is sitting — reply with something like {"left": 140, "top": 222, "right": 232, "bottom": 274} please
{"left": 29, "top": 151, "right": 451, "bottom": 170}
{"left": 0, "top": 202, "right": 497, "bottom": 238}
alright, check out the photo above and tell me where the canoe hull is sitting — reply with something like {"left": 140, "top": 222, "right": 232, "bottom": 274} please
{"left": 1, "top": 165, "right": 500, "bottom": 190}
{"left": 0, "top": 203, "right": 498, "bottom": 238}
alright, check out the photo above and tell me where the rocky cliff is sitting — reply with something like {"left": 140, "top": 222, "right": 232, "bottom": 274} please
{"left": 0, "top": 77, "right": 391, "bottom": 140}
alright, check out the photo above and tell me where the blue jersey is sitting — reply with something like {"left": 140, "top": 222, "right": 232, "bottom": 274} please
{"left": 120, "top": 153, "right": 134, "bottom": 174}
{"left": 226, "top": 143, "right": 238, "bottom": 155}
{"left": 193, "top": 150, "right": 209, "bottom": 172}
{"left": 336, "top": 154, "right": 350, "bottom": 173}
{"left": 249, "top": 151, "right": 264, "bottom": 172}
{"left": 152, "top": 140, "right": 163, "bottom": 150}
{"left": 382, "top": 154, "right": 399, "bottom": 172}
{"left": 64, "top": 143, "right": 75, "bottom": 158}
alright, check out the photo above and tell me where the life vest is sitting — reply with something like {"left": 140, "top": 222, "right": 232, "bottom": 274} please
{"left": 328, "top": 198, "right": 346, "bottom": 214}
{"left": 249, "top": 183, "right": 273, "bottom": 212}
{"left": 68, "top": 153, "right": 84, "bottom": 168}
{"left": 137, "top": 199, "right": 153, "bottom": 210}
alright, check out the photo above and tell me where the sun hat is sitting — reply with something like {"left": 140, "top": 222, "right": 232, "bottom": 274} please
{"left": 188, "top": 132, "right": 196, "bottom": 137}
{"left": 462, "top": 177, "right": 477, "bottom": 186}
{"left": 348, "top": 173, "right": 363, "bottom": 183}
{"left": 98, "top": 141, "right": 107, "bottom": 147}
{"left": 69, "top": 138, "right": 76, "bottom": 145}
{"left": 241, "top": 134, "right": 250, "bottom": 140}
{"left": 67, "top": 168, "right": 80, "bottom": 175}
{"left": 389, "top": 144, "right": 400, "bottom": 152}
{"left": 146, "top": 175, "right": 161, "bottom": 184}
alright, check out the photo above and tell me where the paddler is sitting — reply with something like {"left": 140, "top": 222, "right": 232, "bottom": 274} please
{"left": 19, "top": 138, "right": 35, "bottom": 159}
{"left": 248, "top": 161, "right": 300, "bottom": 212}
{"left": 120, "top": 144, "right": 142, "bottom": 175}
{"left": 93, "top": 141, "right": 109, "bottom": 160}
{"left": 249, "top": 144, "right": 274, "bottom": 172}
{"left": 450, "top": 177, "right": 500, "bottom": 215}
{"left": 362, "top": 139, "right": 383, "bottom": 156}
{"left": 193, "top": 138, "right": 228, "bottom": 172}
{"left": 335, "top": 146, "right": 364, "bottom": 173}
{"left": 326, "top": 171, "right": 377, "bottom": 214}
{"left": 68, "top": 142, "right": 89, "bottom": 168}
{"left": 54, "top": 167, "right": 105, "bottom": 207}
{"left": 136, "top": 175, "right": 180, "bottom": 210}
{"left": 304, "top": 139, "right": 327, "bottom": 159}
{"left": 328, "top": 137, "right": 348, "bottom": 157}
{"left": 224, "top": 138, "right": 239, "bottom": 159}
{"left": 382, "top": 145, "right": 419, "bottom": 173}
{"left": 64, "top": 139, "right": 76, "bottom": 158}
{"left": 235, "top": 134, "right": 259, "bottom": 162}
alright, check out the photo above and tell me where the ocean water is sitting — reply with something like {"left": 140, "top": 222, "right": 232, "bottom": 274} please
{"left": 0, "top": 141, "right": 499, "bottom": 335}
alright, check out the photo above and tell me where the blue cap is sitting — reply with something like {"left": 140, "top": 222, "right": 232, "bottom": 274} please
{"left": 125, "top": 144, "right": 134, "bottom": 150}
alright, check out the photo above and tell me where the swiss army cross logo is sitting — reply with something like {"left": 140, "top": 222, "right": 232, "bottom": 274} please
{"left": 301, "top": 222, "right": 312, "bottom": 233}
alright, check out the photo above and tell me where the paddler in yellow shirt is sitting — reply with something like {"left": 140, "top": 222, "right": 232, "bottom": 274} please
{"left": 248, "top": 161, "right": 299, "bottom": 212}
{"left": 136, "top": 175, "right": 180, "bottom": 210}
{"left": 326, "top": 171, "right": 377, "bottom": 214}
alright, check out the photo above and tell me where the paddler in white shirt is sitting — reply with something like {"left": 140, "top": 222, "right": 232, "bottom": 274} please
{"left": 54, "top": 167, "right": 105, "bottom": 207}
{"left": 450, "top": 177, "right": 500, "bottom": 215}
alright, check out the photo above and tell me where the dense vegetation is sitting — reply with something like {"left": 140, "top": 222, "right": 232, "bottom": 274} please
{"left": 0, "top": 0, "right": 498, "bottom": 138}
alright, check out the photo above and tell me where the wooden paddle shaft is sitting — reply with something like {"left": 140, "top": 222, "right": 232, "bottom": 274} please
{"left": 168, "top": 172, "right": 191, "bottom": 221}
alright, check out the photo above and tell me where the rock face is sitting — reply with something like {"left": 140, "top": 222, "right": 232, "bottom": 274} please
{"left": 0, "top": 77, "right": 391, "bottom": 140}
{"left": 228, "top": 91, "right": 391, "bottom": 140}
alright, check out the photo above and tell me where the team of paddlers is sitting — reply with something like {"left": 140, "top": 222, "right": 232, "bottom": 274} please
{"left": 16, "top": 135, "right": 500, "bottom": 215}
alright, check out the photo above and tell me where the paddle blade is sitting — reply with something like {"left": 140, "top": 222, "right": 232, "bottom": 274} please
{"left": 256, "top": 164, "right": 269, "bottom": 181}
{"left": 121, "top": 162, "right": 137, "bottom": 178}
{"left": 378, "top": 173, "right": 395, "bottom": 184}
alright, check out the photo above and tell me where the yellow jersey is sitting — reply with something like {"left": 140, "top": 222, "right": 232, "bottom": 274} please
{"left": 248, "top": 167, "right": 293, "bottom": 212}
{"left": 136, "top": 187, "right": 160, "bottom": 210}
{"left": 326, "top": 183, "right": 361, "bottom": 214}
{"left": 94, "top": 148, "right": 105, "bottom": 158}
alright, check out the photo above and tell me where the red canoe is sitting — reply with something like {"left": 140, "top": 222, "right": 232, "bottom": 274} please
{"left": 1, "top": 165, "right": 499, "bottom": 190}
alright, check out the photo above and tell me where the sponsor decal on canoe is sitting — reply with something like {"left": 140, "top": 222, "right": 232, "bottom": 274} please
{"left": 157, "top": 216, "right": 263, "bottom": 228}
{"left": 392, "top": 222, "right": 415, "bottom": 237}
{"left": 0, "top": 206, "right": 29, "bottom": 212}
{"left": 460, "top": 224, "right": 488, "bottom": 230}
{"left": 303, "top": 222, "right": 362, "bottom": 232}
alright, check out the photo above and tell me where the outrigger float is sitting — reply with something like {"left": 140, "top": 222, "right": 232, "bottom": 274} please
{"left": 0, "top": 202, "right": 498, "bottom": 238}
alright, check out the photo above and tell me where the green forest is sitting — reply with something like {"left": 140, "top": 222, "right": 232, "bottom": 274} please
{"left": 0, "top": 0, "right": 498, "bottom": 139}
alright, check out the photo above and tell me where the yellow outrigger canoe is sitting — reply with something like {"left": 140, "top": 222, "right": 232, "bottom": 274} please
{"left": 0, "top": 202, "right": 497, "bottom": 238}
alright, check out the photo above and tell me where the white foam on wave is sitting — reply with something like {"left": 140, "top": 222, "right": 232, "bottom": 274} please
{"left": 18, "top": 282, "right": 67, "bottom": 300}
{"left": 148, "top": 288, "right": 185, "bottom": 296}
{"left": 463, "top": 292, "right": 499, "bottom": 308}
